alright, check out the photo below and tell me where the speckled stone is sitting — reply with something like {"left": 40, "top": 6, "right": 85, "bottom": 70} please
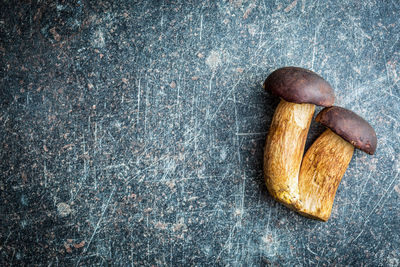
{"left": 1, "top": 1, "right": 399, "bottom": 266}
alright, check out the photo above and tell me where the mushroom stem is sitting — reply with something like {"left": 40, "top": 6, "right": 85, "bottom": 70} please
{"left": 298, "top": 129, "right": 354, "bottom": 221}
{"left": 264, "top": 99, "right": 315, "bottom": 210}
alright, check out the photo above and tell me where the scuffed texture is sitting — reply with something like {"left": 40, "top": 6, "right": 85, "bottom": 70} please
{"left": 0, "top": 0, "right": 399, "bottom": 266}
{"left": 316, "top": 106, "right": 378, "bottom": 154}
{"left": 299, "top": 129, "right": 355, "bottom": 221}
{"left": 264, "top": 99, "right": 315, "bottom": 210}
{"left": 264, "top": 66, "right": 335, "bottom": 106}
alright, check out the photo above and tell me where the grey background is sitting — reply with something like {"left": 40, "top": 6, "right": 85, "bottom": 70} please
{"left": 1, "top": 0, "right": 399, "bottom": 266}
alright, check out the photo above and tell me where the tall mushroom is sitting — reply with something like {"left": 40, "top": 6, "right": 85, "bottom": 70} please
{"left": 263, "top": 67, "right": 335, "bottom": 210}
{"left": 298, "top": 106, "right": 377, "bottom": 221}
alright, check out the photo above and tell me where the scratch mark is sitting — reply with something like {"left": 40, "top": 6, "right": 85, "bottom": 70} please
{"left": 176, "top": 74, "right": 182, "bottom": 124}
{"left": 243, "top": 3, "right": 256, "bottom": 19}
{"left": 76, "top": 186, "right": 116, "bottom": 267}
{"left": 82, "top": 135, "right": 89, "bottom": 191}
{"left": 205, "top": 73, "right": 214, "bottom": 123}
{"left": 160, "top": 0, "right": 165, "bottom": 27}
{"left": 364, "top": 172, "right": 398, "bottom": 222}
{"left": 348, "top": 172, "right": 372, "bottom": 223}
{"left": 256, "top": 23, "right": 266, "bottom": 50}
{"left": 94, "top": 122, "right": 97, "bottom": 144}
{"left": 383, "top": 50, "right": 394, "bottom": 95}
{"left": 44, "top": 160, "right": 48, "bottom": 188}
{"left": 350, "top": 228, "right": 364, "bottom": 243}
{"left": 199, "top": 14, "right": 203, "bottom": 41}
{"left": 3, "top": 230, "right": 12, "bottom": 246}
{"left": 103, "top": 163, "right": 128, "bottom": 170}
{"left": 144, "top": 75, "right": 150, "bottom": 134}
{"left": 137, "top": 78, "right": 141, "bottom": 125}
{"left": 383, "top": 89, "right": 400, "bottom": 101}
{"left": 311, "top": 22, "right": 321, "bottom": 70}
{"left": 216, "top": 222, "right": 239, "bottom": 261}
{"left": 384, "top": 113, "right": 399, "bottom": 124}
{"left": 236, "top": 132, "right": 267, "bottom": 136}
{"left": 125, "top": 154, "right": 169, "bottom": 184}
{"left": 284, "top": 0, "right": 298, "bottom": 12}
{"left": 307, "top": 244, "right": 318, "bottom": 256}
{"left": 341, "top": 76, "right": 386, "bottom": 105}
{"left": 233, "top": 94, "right": 245, "bottom": 224}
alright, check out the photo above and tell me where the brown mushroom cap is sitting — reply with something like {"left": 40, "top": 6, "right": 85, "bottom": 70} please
{"left": 264, "top": 67, "right": 335, "bottom": 107}
{"left": 316, "top": 106, "right": 377, "bottom": 155}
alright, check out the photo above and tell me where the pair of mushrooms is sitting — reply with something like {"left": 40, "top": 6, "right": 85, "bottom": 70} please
{"left": 263, "top": 67, "right": 377, "bottom": 221}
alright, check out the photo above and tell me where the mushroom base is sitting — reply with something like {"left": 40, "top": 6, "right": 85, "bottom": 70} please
{"left": 263, "top": 99, "right": 315, "bottom": 209}
{"left": 298, "top": 129, "right": 354, "bottom": 221}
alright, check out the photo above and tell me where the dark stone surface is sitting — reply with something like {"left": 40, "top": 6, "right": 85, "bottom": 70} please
{"left": 1, "top": 0, "right": 399, "bottom": 266}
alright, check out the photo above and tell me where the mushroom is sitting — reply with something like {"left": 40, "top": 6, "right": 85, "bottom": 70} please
{"left": 263, "top": 67, "right": 335, "bottom": 210}
{"left": 298, "top": 106, "right": 377, "bottom": 221}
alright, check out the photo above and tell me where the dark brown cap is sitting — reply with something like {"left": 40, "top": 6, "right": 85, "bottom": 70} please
{"left": 316, "top": 106, "right": 377, "bottom": 155}
{"left": 264, "top": 67, "right": 335, "bottom": 106}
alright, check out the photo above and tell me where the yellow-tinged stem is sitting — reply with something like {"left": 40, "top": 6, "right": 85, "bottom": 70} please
{"left": 264, "top": 99, "right": 315, "bottom": 210}
{"left": 298, "top": 129, "right": 354, "bottom": 221}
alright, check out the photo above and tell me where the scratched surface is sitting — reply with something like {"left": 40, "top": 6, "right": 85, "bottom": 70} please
{"left": 1, "top": 0, "right": 399, "bottom": 266}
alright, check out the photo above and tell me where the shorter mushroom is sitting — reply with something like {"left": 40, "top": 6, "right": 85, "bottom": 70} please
{"left": 297, "top": 106, "right": 377, "bottom": 221}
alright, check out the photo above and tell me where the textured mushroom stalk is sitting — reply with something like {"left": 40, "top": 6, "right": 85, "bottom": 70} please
{"left": 297, "top": 129, "right": 354, "bottom": 221}
{"left": 295, "top": 107, "right": 377, "bottom": 221}
{"left": 264, "top": 99, "right": 315, "bottom": 210}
